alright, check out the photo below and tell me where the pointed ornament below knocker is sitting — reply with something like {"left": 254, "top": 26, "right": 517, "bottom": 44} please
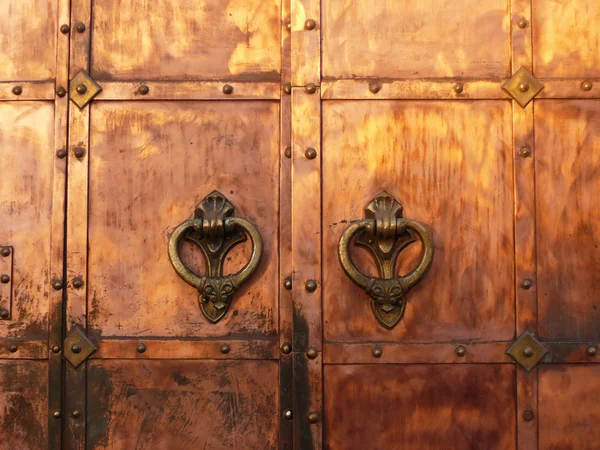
{"left": 337, "top": 192, "right": 434, "bottom": 328}
{"left": 168, "top": 191, "right": 263, "bottom": 323}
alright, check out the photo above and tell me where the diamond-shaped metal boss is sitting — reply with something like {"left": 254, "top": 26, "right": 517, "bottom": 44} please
{"left": 506, "top": 331, "right": 548, "bottom": 372}
{"left": 69, "top": 70, "right": 102, "bottom": 109}
{"left": 502, "top": 67, "right": 544, "bottom": 108}
{"left": 64, "top": 327, "right": 97, "bottom": 368}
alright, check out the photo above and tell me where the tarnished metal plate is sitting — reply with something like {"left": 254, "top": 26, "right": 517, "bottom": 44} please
{"left": 502, "top": 67, "right": 544, "bottom": 108}
{"left": 64, "top": 327, "right": 97, "bottom": 368}
{"left": 506, "top": 331, "right": 548, "bottom": 371}
{"left": 69, "top": 70, "right": 102, "bottom": 109}
{"left": 0, "top": 246, "right": 13, "bottom": 320}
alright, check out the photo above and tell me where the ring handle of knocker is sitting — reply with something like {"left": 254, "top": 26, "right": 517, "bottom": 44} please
{"left": 168, "top": 191, "right": 263, "bottom": 324}
{"left": 337, "top": 192, "right": 434, "bottom": 328}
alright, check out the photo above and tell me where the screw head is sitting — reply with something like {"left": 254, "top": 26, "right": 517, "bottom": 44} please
{"left": 1, "top": 248, "right": 10, "bottom": 257}
{"left": 71, "top": 343, "right": 82, "bottom": 354}
{"left": 71, "top": 410, "right": 81, "bottom": 419}
{"left": 222, "top": 84, "right": 234, "bottom": 95}
{"left": 72, "top": 277, "right": 84, "bottom": 288}
{"left": 304, "top": 19, "right": 316, "bottom": 30}
{"left": 60, "top": 24, "right": 70, "bottom": 34}
{"left": 368, "top": 83, "right": 381, "bottom": 94}
{"left": 587, "top": 346, "right": 597, "bottom": 357}
{"left": 283, "top": 409, "right": 293, "bottom": 420}
{"left": 305, "top": 279, "right": 317, "bottom": 292}
{"left": 283, "top": 277, "right": 292, "bottom": 290}
{"left": 372, "top": 347, "right": 383, "bottom": 358}
{"left": 522, "top": 345, "right": 534, "bottom": 358}
{"left": 306, "top": 347, "right": 318, "bottom": 359}
{"left": 281, "top": 343, "right": 292, "bottom": 354}
{"left": 307, "top": 412, "right": 319, "bottom": 424}
{"left": 75, "top": 84, "right": 87, "bottom": 95}
{"left": 0, "top": 274, "right": 10, "bottom": 284}
{"left": 52, "top": 345, "right": 61, "bottom": 353}
{"left": 284, "top": 147, "right": 292, "bottom": 159}
{"left": 138, "top": 85, "right": 149, "bottom": 95}
{"left": 518, "top": 147, "right": 532, "bottom": 158}
{"left": 305, "top": 148, "right": 317, "bottom": 160}
{"left": 521, "top": 279, "right": 534, "bottom": 289}
{"left": 517, "top": 18, "right": 529, "bottom": 29}
{"left": 75, "top": 22, "right": 86, "bottom": 33}
{"left": 9, "top": 344, "right": 18, "bottom": 353}
{"left": 136, "top": 343, "right": 147, "bottom": 354}
{"left": 52, "top": 279, "right": 63, "bottom": 290}
{"left": 456, "top": 345, "right": 467, "bottom": 357}
{"left": 0, "top": 309, "right": 9, "bottom": 319}
{"left": 56, "top": 87, "right": 67, "bottom": 97}
{"left": 52, "top": 410, "right": 61, "bottom": 419}
{"left": 12, "top": 86, "right": 22, "bottom": 96}
{"left": 519, "top": 83, "right": 529, "bottom": 92}
{"left": 305, "top": 83, "right": 317, "bottom": 94}
{"left": 73, "top": 147, "right": 85, "bottom": 159}
{"left": 283, "top": 83, "right": 292, "bottom": 95}
{"left": 454, "top": 83, "right": 464, "bottom": 94}
{"left": 221, "top": 344, "right": 231, "bottom": 354}
{"left": 582, "top": 81, "right": 593, "bottom": 91}
{"left": 523, "top": 409, "right": 535, "bottom": 422}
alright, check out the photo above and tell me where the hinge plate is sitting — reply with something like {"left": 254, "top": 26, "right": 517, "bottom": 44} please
{"left": 69, "top": 70, "right": 102, "bottom": 109}
{"left": 506, "top": 331, "right": 548, "bottom": 371}
{"left": 64, "top": 327, "right": 97, "bottom": 368}
{"left": 502, "top": 67, "right": 544, "bottom": 108}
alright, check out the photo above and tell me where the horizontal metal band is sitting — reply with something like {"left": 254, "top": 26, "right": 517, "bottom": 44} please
{"left": 0, "top": 81, "right": 55, "bottom": 100}
{"left": 0, "top": 340, "right": 47, "bottom": 359}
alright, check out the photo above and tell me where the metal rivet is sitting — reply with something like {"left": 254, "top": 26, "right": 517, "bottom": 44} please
{"left": 1, "top": 248, "right": 10, "bottom": 257}
{"left": 454, "top": 83, "right": 464, "bottom": 94}
{"left": 305, "top": 83, "right": 317, "bottom": 94}
{"left": 307, "top": 412, "right": 319, "bottom": 424}
{"left": 518, "top": 147, "right": 532, "bottom": 158}
{"left": 284, "top": 147, "right": 292, "bottom": 159}
{"left": 587, "top": 346, "right": 597, "bottom": 357}
{"left": 52, "top": 410, "right": 61, "bottom": 419}
{"left": 60, "top": 24, "right": 70, "bottom": 34}
{"left": 223, "top": 84, "right": 234, "bottom": 95}
{"left": 519, "top": 83, "right": 529, "bottom": 92}
{"left": 522, "top": 345, "right": 534, "bottom": 358}
{"left": 138, "top": 85, "right": 149, "bottom": 95}
{"left": 304, "top": 19, "right": 316, "bottom": 30}
{"left": 281, "top": 344, "right": 292, "bottom": 355}
{"left": 305, "top": 279, "right": 317, "bottom": 292}
{"left": 71, "top": 410, "right": 81, "bottom": 419}
{"left": 56, "top": 149, "right": 67, "bottom": 159}
{"left": 372, "top": 347, "right": 383, "bottom": 358}
{"left": 71, "top": 343, "right": 82, "bottom": 354}
{"left": 12, "top": 86, "right": 22, "bottom": 96}
{"left": 523, "top": 410, "right": 534, "bottom": 422}
{"left": 0, "top": 309, "right": 9, "bottom": 319}
{"left": 306, "top": 347, "right": 318, "bottom": 359}
{"left": 283, "top": 409, "right": 293, "bottom": 420}
{"left": 305, "top": 148, "right": 317, "bottom": 160}
{"left": 52, "top": 279, "right": 63, "bottom": 290}
{"left": 136, "top": 343, "right": 146, "bottom": 354}
{"left": 52, "top": 345, "right": 61, "bottom": 353}
{"left": 221, "top": 344, "right": 231, "bottom": 354}
{"left": 75, "top": 22, "right": 86, "bottom": 33}
{"left": 9, "top": 344, "right": 18, "bottom": 353}
{"left": 56, "top": 87, "right": 67, "bottom": 97}
{"left": 517, "top": 18, "right": 529, "bottom": 29}
{"left": 581, "top": 81, "right": 593, "bottom": 91}
{"left": 456, "top": 345, "right": 467, "bottom": 357}
{"left": 283, "top": 83, "right": 292, "bottom": 95}
{"left": 283, "top": 276, "right": 292, "bottom": 290}
{"left": 285, "top": 21, "right": 291, "bottom": 32}
{"left": 72, "top": 277, "right": 84, "bottom": 288}
{"left": 0, "top": 274, "right": 10, "bottom": 284}
{"left": 75, "top": 84, "right": 87, "bottom": 95}
{"left": 368, "top": 83, "right": 381, "bottom": 94}
{"left": 521, "top": 279, "right": 534, "bottom": 289}
{"left": 73, "top": 147, "right": 85, "bottom": 159}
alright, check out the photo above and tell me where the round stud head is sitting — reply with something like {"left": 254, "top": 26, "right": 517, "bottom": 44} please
{"left": 75, "top": 84, "right": 87, "bottom": 95}
{"left": 307, "top": 412, "right": 319, "bottom": 424}
{"left": 523, "top": 410, "right": 534, "bottom": 422}
{"left": 456, "top": 345, "right": 467, "bottom": 357}
{"left": 52, "top": 410, "right": 61, "bottom": 419}
{"left": 283, "top": 409, "right": 293, "bottom": 420}
{"left": 71, "top": 343, "right": 82, "bottom": 354}
{"left": 1, "top": 248, "right": 10, "bottom": 257}
{"left": 52, "top": 279, "right": 63, "bottom": 290}
{"left": 72, "top": 277, "right": 84, "bottom": 288}
{"left": 305, "top": 148, "right": 317, "bottom": 160}
{"left": 306, "top": 347, "right": 318, "bottom": 359}
{"left": 305, "top": 83, "right": 317, "bottom": 94}
{"left": 56, "top": 87, "right": 67, "bottom": 97}
{"left": 136, "top": 343, "right": 147, "bottom": 354}
{"left": 222, "top": 84, "right": 234, "bottom": 95}
{"left": 0, "top": 274, "right": 10, "bottom": 284}
{"left": 454, "top": 83, "right": 464, "bottom": 94}
{"left": 372, "top": 347, "right": 383, "bottom": 358}
{"left": 138, "top": 85, "right": 149, "bottom": 95}
{"left": 75, "top": 22, "right": 86, "bottom": 33}
{"left": 368, "top": 83, "right": 381, "bottom": 94}
{"left": 522, "top": 345, "right": 534, "bottom": 358}
{"left": 518, "top": 147, "right": 532, "bottom": 158}
{"left": 284, "top": 147, "right": 292, "bottom": 159}
{"left": 283, "top": 83, "right": 292, "bottom": 95}
{"left": 521, "top": 278, "right": 533, "bottom": 289}
{"left": 281, "top": 343, "right": 292, "bottom": 355}
{"left": 518, "top": 83, "right": 529, "bottom": 92}
{"left": 60, "top": 24, "right": 70, "bottom": 34}
{"left": 587, "top": 346, "right": 597, "bottom": 357}
{"left": 304, "top": 19, "right": 316, "bottom": 30}
{"left": 221, "top": 344, "right": 231, "bottom": 354}
{"left": 52, "top": 345, "right": 61, "bottom": 353}
{"left": 517, "top": 18, "right": 529, "bottom": 29}
{"left": 305, "top": 279, "right": 317, "bottom": 292}
{"left": 284, "top": 276, "right": 292, "bottom": 290}
{"left": 582, "top": 81, "right": 593, "bottom": 91}
{"left": 12, "top": 86, "right": 22, "bottom": 96}
{"left": 0, "top": 309, "right": 9, "bottom": 319}
{"left": 72, "top": 410, "right": 81, "bottom": 419}
{"left": 73, "top": 148, "right": 85, "bottom": 159}
{"left": 9, "top": 344, "right": 18, "bottom": 353}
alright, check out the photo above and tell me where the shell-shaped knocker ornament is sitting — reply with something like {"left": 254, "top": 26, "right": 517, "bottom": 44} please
{"left": 337, "top": 192, "right": 434, "bottom": 328}
{"left": 168, "top": 191, "right": 263, "bottom": 323}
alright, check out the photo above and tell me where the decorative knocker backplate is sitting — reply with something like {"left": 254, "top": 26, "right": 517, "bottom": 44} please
{"left": 338, "top": 192, "right": 434, "bottom": 328}
{"left": 168, "top": 191, "right": 263, "bottom": 323}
